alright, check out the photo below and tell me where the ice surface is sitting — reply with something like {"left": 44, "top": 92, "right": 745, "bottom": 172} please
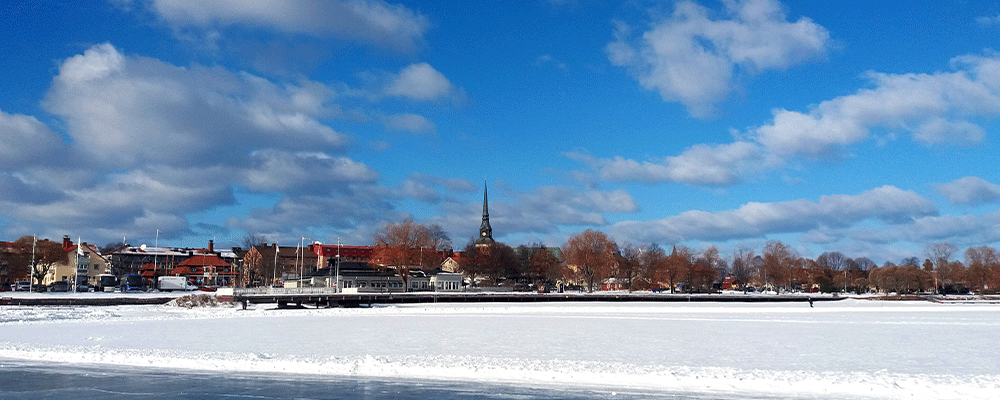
{"left": 1, "top": 299, "right": 997, "bottom": 399}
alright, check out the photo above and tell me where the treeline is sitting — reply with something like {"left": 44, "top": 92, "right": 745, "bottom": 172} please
{"left": 456, "top": 229, "right": 1000, "bottom": 295}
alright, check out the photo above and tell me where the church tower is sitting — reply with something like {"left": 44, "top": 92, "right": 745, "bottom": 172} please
{"left": 475, "top": 182, "right": 495, "bottom": 245}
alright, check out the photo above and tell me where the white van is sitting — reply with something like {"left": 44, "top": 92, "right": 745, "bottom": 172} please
{"left": 157, "top": 276, "right": 198, "bottom": 291}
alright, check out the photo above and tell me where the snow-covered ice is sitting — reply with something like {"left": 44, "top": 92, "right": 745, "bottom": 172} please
{"left": 1, "top": 298, "right": 997, "bottom": 399}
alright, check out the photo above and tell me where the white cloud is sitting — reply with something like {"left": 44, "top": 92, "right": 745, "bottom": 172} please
{"left": 384, "top": 113, "right": 435, "bottom": 133}
{"left": 149, "top": 0, "right": 429, "bottom": 52}
{"left": 384, "top": 63, "right": 454, "bottom": 101}
{"left": 611, "top": 186, "right": 936, "bottom": 243}
{"left": 1, "top": 166, "right": 234, "bottom": 239}
{"left": 43, "top": 43, "right": 347, "bottom": 169}
{"left": 400, "top": 179, "right": 441, "bottom": 203}
{"left": 0, "top": 110, "right": 67, "bottom": 168}
{"left": 56, "top": 43, "right": 125, "bottom": 84}
{"left": 754, "top": 65, "right": 1000, "bottom": 158}
{"left": 851, "top": 211, "right": 1000, "bottom": 248}
{"left": 0, "top": 43, "right": 410, "bottom": 244}
{"left": 567, "top": 141, "right": 767, "bottom": 185}
{"left": 576, "top": 51, "right": 1000, "bottom": 186}
{"left": 608, "top": 0, "right": 829, "bottom": 117}
{"left": 935, "top": 176, "right": 1000, "bottom": 205}
{"left": 241, "top": 151, "right": 380, "bottom": 194}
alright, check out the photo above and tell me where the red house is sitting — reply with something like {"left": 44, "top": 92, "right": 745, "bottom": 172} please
{"left": 172, "top": 254, "right": 235, "bottom": 287}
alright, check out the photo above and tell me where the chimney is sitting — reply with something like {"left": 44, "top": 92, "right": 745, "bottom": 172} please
{"left": 63, "top": 236, "right": 72, "bottom": 251}
{"left": 208, "top": 240, "right": 214, "bottom": 253}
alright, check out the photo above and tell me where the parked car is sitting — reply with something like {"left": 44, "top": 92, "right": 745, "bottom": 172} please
{"left": 15, "top": 281, "right": 31, "bottom": 291}
{"left": 0, "top": 282, "right": 10, "bottom": 292}
{"left": 48, "top": 281, "right": 70, "bottom": 292}
{"left": 74, "top": 282, "right": 93, "bottom": 292}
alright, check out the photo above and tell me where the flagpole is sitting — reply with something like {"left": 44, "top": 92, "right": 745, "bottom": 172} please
{"left": 29, "top": 235, "right": 36, "bottom": 292}
{"left": 74, "top": 236, "right": 81, "bottom": 292}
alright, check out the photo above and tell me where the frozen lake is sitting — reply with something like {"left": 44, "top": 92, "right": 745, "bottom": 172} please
{"left": 1, "top": 299, "right": 998, "bottom": 399}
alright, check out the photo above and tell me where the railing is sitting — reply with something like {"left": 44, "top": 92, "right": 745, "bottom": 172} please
{"left": 233, "top": 287, "right": 345, "bottom": 296}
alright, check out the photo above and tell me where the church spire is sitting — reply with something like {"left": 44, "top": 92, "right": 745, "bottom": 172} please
{"left": 476, "top": 182, "right": 495, "bottom": 245}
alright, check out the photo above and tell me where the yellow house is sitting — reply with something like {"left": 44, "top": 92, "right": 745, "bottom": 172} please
{"left": 43, "top": 237, "right": 109, "bottom": 287}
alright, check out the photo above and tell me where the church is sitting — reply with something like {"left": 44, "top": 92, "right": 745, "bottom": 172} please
{"left": 475, "top": 183, "right": 495, "bottom": 246}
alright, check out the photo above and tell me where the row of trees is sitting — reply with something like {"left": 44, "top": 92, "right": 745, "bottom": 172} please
{"left": 365, "top": 220, "right": 1000, "bottom": 294}
{"left": 560, "top": 230, "right": 1000, "bottom": 294}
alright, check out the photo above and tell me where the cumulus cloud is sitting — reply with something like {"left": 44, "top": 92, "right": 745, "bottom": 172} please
{"left": 0, "top": 43, "right": 417, "bottom": 244}
{"left": 576, "top": 51, "right": 1000, "bottom": 186}
{"left": 1, "top": 166, "right": 235, "bottom": 240}
{"left": 935, "top": 176, "right": 1000, "bottom": 205}
{"left": 608, "top": 0, "right": 829, "bottom": 117}
{"left": 43, "top": 43, "right": 347, "bottom": 169}
{"left": 227, "top": 189, "right": 400, "bottom": 243}
{"left": 0, "top": 110, "right": 67, "bottom": 168}
{"left": 611, "top": 186, "right": 936, "bottom": 244}
{"left": 567, "top": 141, "right": 768, "bottom": 185}
{"left": 498, "top": 186, "right": 639, "bottom": 233}
{"left": 384, "top": 63, "right": 455, "bottom": 101}
{"left": 849, "top": 211, "right": 1000, "bottom": 248}
{"left": 148, "top": 0, "right": 429, "bottom": 52}
{"left": 754, "top": 64, "right": 1000, "bottom": 158}
{"left": 241, "top": 151, "right": 380, "bottom": 194}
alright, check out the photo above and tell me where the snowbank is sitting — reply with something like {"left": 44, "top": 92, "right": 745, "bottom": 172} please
{"left": 1, "top": 300, "right": 997, "bottom": 399}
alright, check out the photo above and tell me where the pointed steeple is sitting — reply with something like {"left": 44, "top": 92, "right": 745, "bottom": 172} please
{"left": 476, "top": 182, "right": 495, "bottom": 245}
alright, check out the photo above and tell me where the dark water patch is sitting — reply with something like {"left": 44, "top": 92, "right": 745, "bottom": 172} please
{"left": 0, "top": 359, "right": 797, "bottom": 400}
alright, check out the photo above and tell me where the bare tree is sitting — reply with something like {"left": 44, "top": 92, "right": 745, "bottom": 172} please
{"left": 426, "top": 224, "right": 453, "bottom": 251}
{"left": 925, "top": 242, "right": 957, "bottom": 269}
{"left": 730, "top": 246, "right": 756, "bottom": 290}
{"left": 528, "top": 246, "right": 562, "bottom": 283}
{"left": 372, "top": 219, "right": 446, "bottom": 287}
{"left": 641, "top": 243, "right": 667, "bottom": 291}
{"left": 763, "top": 241, "right": 794, "bottom": 291}
{"left": 854, "top": 257, "right": 877, "bottom": 271}
{"left": 242, "top": 233, "right": 269, "bottom": 252}
{"left": 12, "top": 237, "right": 68, "bottom": 287}
{"left": 965, "top": 246, "right": 1000, "bottom": 293}
{"left": 617, "top": 243, "right": 642, "bottom": 291}
{"left": 688, "top": 256, "right": 718, "bottom": 293}
{"left": 659, "top": 246, "right": 691, "bottom": 293}
{"left": 924, "top": 242, "right": 957, "bottom": 293}
{"left": 461, "top": 241, "right": 518, "bottom": 286}
{"left": 99, "top": 242, "right": 125, "bottom": 255}
{"left": 816, "top": 251, "right": 849, "bottom": 271}
{"left": 562, "top": 230, "right": 616, "bottom": 292}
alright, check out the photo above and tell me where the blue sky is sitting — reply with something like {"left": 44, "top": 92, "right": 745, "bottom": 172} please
{"left": 3, "top": 0, "right": 1000, "bottom": 265}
